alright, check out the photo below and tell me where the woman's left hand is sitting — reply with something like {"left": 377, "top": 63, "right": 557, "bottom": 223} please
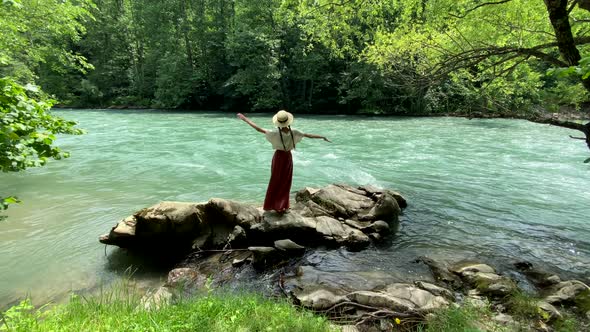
{"left": 323, "top": 137, "right": 332, "bottom": 143}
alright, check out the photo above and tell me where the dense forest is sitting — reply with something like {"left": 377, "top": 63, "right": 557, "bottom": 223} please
{"left": 2, "top": 0, "right": 590, "bottom": 115}
{"left": 2, "top": 0, "right": 590, "bottom": 194}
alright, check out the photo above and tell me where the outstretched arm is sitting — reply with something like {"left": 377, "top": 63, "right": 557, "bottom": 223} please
{"left": 304, "top": 133, "right": 331, "bottom": 143}
{"left": 237, "top": 113, "right": 267, "bottom": 134}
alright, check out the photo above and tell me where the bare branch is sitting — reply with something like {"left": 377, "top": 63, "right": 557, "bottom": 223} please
{"left": 568, "top": 0, "right": 580, "bottom": 14}
{"left": 530, "top": 117, "right": 590, "bottom": 152}
{"left": 475, "top": 15, "right": 556, "bottom": 38}
{"left": 450, "top": 0, "right": 514, "bottom": 19}
{"left": 425, "top": 35, "right": 590, "bottom": 79}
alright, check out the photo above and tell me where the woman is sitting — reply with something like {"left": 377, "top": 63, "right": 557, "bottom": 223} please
{"left": 237, "top": 110, "right": 331, "bottom": 213}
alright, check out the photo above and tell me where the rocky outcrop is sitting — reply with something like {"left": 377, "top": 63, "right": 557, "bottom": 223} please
{"left": 99, "top": 184, "right": 406, "bottom": 252}
{"left": 101, "top": 184, "right": 590, "bottom": 331}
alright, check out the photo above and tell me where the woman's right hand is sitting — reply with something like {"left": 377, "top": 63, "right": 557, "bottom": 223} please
{"left": 237, "top": 113, "right": 246, "bottom": 120}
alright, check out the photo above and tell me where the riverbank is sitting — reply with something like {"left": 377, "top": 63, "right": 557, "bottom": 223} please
{"left": 2, "top": 111, "right": 589, "bottom": 316}
{"left": 2, "top": 282, "right": 586, "bottom": 332}
{"left": 54, "top": 103, "right": 590, "bottom": 120}
{"left": 0, "top": 288, "right": 334, "bottom": 332}
{"left": 92, "top": 184, "right": 590, "bottom": 331}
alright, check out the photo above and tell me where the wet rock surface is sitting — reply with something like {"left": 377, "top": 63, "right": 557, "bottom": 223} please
{"left": 100, "top": 184, "right": 404, "bottom": 252}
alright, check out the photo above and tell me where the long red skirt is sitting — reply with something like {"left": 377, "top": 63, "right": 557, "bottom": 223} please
{"left": 263, "top": 150, "right": 293, "bottom": 211}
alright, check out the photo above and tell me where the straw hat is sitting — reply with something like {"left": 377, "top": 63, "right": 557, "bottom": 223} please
{"left": 272, "top": 110, "right": 294, "bottom": 128}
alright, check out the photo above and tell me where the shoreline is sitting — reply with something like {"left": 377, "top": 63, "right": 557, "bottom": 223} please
{"left": 53, "top": 105, "right": 590, "bottom": 122}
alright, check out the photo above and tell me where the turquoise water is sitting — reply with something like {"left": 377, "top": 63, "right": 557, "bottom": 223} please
{"left": 1, "top": 109, "right": 589, "bottom": 306}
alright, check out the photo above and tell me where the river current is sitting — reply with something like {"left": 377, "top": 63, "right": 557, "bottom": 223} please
{"left": 1, "top": 109, "right": 589, "bottom": 307}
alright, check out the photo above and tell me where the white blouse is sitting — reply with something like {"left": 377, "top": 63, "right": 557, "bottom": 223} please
{"left": 265, "top": 128, "right": 304, "bottom": 151}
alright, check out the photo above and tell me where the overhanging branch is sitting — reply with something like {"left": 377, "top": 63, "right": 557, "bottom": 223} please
{"left": 450, "top": 0, "right": 514, "bottom": 19}
{"left": 568, "top": 0, "right": 580, "bottom": 14}
{"left": 427, "top": 35, "right": 590, "bottom": 78}
{"left": 530, "top": 117, "right": 590, "bottom": 152}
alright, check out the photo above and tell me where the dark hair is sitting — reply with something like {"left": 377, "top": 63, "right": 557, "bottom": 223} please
{"left": 278, "top": 126, "right": 296, "bottom": 150}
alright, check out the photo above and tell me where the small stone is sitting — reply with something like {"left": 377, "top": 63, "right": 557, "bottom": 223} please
{"left": 141, "top": 286, "right": 173, "bottom": 310}
{"left": 414, "top": 281, "right": 454, "bottom": 301}
{"left": 369, "top": 220, "right": 389, "bottom": 233}
{"left": 274, "top": 239, "right": 305, "bottom": 253}
{"left": 451, "top": 262, "right": 495, "bottom": 275}
{"left": 248, "top": 246, "right": 280, "bottom": 268}
{"left": 340, "top": 325, "right": 360, "bottom": 332}
{"left": 537, "top": 301, "right": 561, "bottom": 321}
{"left": 534, "top": 320, "right": 551, "bottom": 332}
{"left": 167, "top": 267, "right": 199, "bottom": 286}
{"left": 369, "top": 233, "right": 382, "bottom": 241}
{"left": 227, "top": 225, "right": 247, "bottom": 246}
{"left": 493, "top": 313, "right": 514, "bottom": 325}
{"left": 231, "top": 255, "right": 251, "bottom": 267}
{"left": 379, "top": 319, "right": 393, "bottom": 331}
{"left": 546, "top": 275, "right": 561, "bottom": 285}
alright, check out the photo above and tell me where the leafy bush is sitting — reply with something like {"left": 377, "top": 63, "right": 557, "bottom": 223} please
{"left": 0, "top": 77, "right": 83, "bottom": 208}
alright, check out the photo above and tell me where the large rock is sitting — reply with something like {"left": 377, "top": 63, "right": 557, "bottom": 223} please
{"left": 544, "top": 280, "right": 590, "bottom": 312}
{"left": 347, "top": 283, "right": 450, "bottom": 313}
{"left": 293, "top": 288, "right": 348, "bottom": 310}
{"left": 99, "top": 202, "right": 205, "bottom": 249}
{"left": 99, "top": 184, "right": 406, "bottom": 253}
{"left": 415, "top": 256, "right": 463, "bottom": 290}
{"left": 451, "top": 261, "right": 517, "bottom": 297}
{"left": 514, "top": 261, "right": 561, "bottom": 288}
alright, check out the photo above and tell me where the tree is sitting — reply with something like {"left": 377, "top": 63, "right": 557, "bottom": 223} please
{"left": 0, "top": 0, "right": 90, "bottom": 209}
{"left": 295, "top": 0, "right": 590, "bottom": 156}
{"left": 0, "top": 78, "right": 84, "bottom": 209}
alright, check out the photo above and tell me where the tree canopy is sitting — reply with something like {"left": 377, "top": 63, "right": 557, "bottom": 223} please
{"left": 25, "top": 0, "right": 587, "bottom": 119}
{"left": 2, "top": 0, "right": 590, "bottom": 170}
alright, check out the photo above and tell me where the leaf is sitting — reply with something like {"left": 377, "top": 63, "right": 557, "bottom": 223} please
{"left": 23, "top": 83, "right": 39, "bottom": 93}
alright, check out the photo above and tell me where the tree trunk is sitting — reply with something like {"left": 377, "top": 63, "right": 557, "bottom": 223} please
{"left": 181, "top": 0, "right": 194, "bottom": 71}
{"left": 543, "top": 0, "right": 590, "bottom": 91}
{"left": 544, "top": 0, "right": 580, "bottom": 65}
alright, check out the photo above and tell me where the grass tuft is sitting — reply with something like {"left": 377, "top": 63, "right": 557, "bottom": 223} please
{"left": 0, "top": 282, "right": 335, "bottom": 332}
{"left": 417, "top": 301, "right": 508, "bottom": 332}
{"left": 505, "top": 290, "right": 541, "bottom": 320}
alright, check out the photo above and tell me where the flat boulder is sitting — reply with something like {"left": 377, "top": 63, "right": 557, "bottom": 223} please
{"left": 99, "top": 184, "right": 406, "bottom": 253}
{"left": 347, "top": 283, "right": 450, "bottom": 313}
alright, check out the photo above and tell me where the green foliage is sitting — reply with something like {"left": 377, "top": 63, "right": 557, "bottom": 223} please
{"left": 548, "top": 56, "right": 590, "bottom": 80}
{"left": 226, "top": 30, "right": 283, "bottom": 110}
{"left": 3, "top": 0, "right": 589, "bottom": 114}
{"left": 505, "top": 290, "right": 541, "bottom": 320}
{"left": 553, "top": 312, "right": 585, "bottom": 332}
{"left": 0, "top": 290, "right": 335, "bottom": 332}
{"left": 0, "top": 78, "right": 83, "bottom": 173}
{"left": 0, "top": 0, "right": 95, "bottom": 84}
{"left": 1, "top": 196, "right": 20, "bottom": 211}
{"left": 0, "top": 299, "right": 39, "bottom": 332}
{"left": 540, "top": 80, "right": 589, "bottom": 112}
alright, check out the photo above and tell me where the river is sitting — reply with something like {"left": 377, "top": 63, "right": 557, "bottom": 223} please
{"left": 1, "top": 109, "right": 589, "bottom": 307}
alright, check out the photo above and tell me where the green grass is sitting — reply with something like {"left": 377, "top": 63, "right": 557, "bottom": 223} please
{"left": 0, "top": 285, "right": 335, "bottom": 332}
{"left": 417, "top": 301, "right": 509, "bottom": 332}
{"left": 505, "top": 290, "right": 541, "bottom": 320}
